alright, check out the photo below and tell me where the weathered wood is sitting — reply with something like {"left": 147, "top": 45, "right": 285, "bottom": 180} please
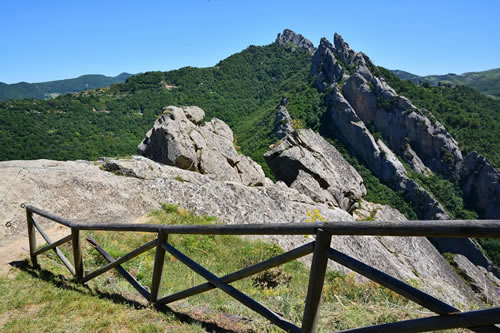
{"left": 87, "top": 237, "right": 151, "bottom": 301}
{"left": 326, "top": 247, "right": 498, "bottom": 333}
{"left": 150, "top": 232, "right": 168, "bottom": 303}
{"left": 82, "top": 238, "right": 157, "bottom": 283}
{"left": 156, "top": 241, "right": 314, "bottom": 305}
{"left": 31, "top": 215, "right": 75, "bottom": 276}
{"left": 33, "top": 234, "right": 72, "bottom": 256}
{"left": 24, "top": 205, "right": 500, "bottom": 238}
{"left": 162, "top": 242, "right": 301, "bottom": 333}
{"left": 336, "top": 307, "right": 500, "bottom": 333}
{"left": 26, "top": 210, "right": 37, "bottom": 266}
{"left": 72, "top": 228, "right": 83, "bottom": 281}
{"left": 301, "top": 229, "right": 332, "bottom": 333}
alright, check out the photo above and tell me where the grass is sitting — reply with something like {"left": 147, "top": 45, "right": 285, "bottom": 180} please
{"left": 0, "top": 204, "right": 467, "bottom": 332}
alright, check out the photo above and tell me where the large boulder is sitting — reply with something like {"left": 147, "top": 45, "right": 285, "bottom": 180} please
{"left": 137, "top": 106, "right": 265, "bottom": 186}
{"left": 264, "top": 117, "right": 366, "bottom": 212}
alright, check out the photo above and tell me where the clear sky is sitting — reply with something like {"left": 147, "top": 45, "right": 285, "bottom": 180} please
{"left": 2, "top": 0, "right": 499, "bottom": 84}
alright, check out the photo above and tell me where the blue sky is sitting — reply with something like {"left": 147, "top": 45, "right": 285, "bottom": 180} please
{"left": 2, "top": 0, "right": 499, "bottom": 83}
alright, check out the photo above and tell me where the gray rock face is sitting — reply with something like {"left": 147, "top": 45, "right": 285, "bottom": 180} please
{"left": 310, "top": 38, "right": 345, "bottom": 91}
{"left": 0, "top": 157, "right": 483, "bottom": 306}
{"left": 452, "top": 254, "right": 500, "bottom": 304}
{"left": 273, "top": 105, "right": 294, "bottom": 139}
{"left": 343, "top": 72, "right": 463, "bottom": 180}
{"left": 137, "top": 106, "right": 265, "bottom": 186}
{"left": 311, "top": 33, "right": 464, "bottom": 181}
{"left": 264, "top": 125, "right": 366, "bottom": 211}
{"left": 403, "top": 144, "right": 430, "bottom": 175}
{"left": 460, "top": 152, "right": 500, "bottom": 219}
{"left": 326, "top": 86, "right": 449, "bottom": 220}
{"left": 276, "top": 29, "right": 315, "bottom": 54}
{"left": 333, "top": 33, "right": 356, "bottom": 65}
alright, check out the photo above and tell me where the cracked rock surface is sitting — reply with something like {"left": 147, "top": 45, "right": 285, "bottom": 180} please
{"left": 137, "top": 106, "right": 265, "bottom": 186}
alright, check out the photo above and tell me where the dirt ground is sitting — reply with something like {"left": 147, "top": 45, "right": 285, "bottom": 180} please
{"left": 0, "top": 223, "right": 69, "bottom": 277}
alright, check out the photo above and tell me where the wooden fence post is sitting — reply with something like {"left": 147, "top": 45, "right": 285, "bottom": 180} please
{"left": 301, "top": 229, "right": 332, "bottom": 333}
{"left": 26, "top": 210, "right": 38, "bottom": 267}
{"left": 150, "top": 231, "right": 168, "bottom": 303}
{"left": 72, "top": 228, "right": 83, "bottom": 281}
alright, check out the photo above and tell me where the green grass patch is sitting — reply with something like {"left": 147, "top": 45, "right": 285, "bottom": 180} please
{"left": 2, "top": 204, "right": 440, "bottom": 332}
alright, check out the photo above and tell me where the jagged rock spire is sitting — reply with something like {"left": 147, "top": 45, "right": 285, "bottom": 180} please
{"left": 333, "top": 32, "right": 357, "bottom": 64}
{"left": 273, "top": 101, "right": 294, "bottom": 139}
{"left": 276, "top": 29, "right": 315, "bottom": 54}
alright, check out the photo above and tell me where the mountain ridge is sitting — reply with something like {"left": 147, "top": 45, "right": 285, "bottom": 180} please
{"left": 390, "top": 68, "right": 500, "bottom": 99}
{"left": 0, "top": 72, "right": 133, "bottom": 101}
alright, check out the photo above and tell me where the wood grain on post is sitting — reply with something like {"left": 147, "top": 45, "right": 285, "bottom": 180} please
{"left": 301, "top": 229, "right": 332, "bottom": 333}
{"left": 72, "top": 228, "right": 83, "bottom": 281}
{"left": 150, "top": 231, "right": 168, "bottom": 303}
{"left": 26, "top": 210, "right": 37, "bottom": 267}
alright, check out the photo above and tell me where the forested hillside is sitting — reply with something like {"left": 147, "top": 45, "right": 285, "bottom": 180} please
{"left": 391, "top": 68, "right": 500, "bottom": 99}
{"left": 0, "top": 73, "right": 132, "bottom": 101}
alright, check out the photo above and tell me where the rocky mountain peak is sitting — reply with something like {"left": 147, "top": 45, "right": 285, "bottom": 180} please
{"left": 276, "top": 29, "right": 315, "bottom": 53}
{"left": 333, "top": 32, "right": 357, "bottom": 64}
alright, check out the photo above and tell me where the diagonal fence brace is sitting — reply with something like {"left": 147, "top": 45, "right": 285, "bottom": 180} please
{"left": 336, "top": 307, "right": 500, "bottom": 333}
{"left": 83, "top": 237, "right": 157, "bottom": 283}
{"left": 162, "top": 241, "right": 301, "bottom": 333}
{"left": 86, "top": 237, "right": 151, "bottom": 301}
{"left": 156, "top": 241, "right": 314, "bottom": 305}
{"left": 327, "top": 247, "right": 500, "bottom": 333}
{"left": 30, "top": 215, "right": 76, "bottom": 276}
{"left": 32, "top": 234, "right": 72, "bottom": 256}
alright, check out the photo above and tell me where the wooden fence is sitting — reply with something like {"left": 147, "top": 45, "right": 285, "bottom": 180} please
{"left": 23, "top": 204, "right": 500, "bottom": 332}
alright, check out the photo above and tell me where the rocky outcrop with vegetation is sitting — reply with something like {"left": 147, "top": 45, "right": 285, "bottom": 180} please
{"left": 276, "top": 29, "right": 315, "bottom": 54}
{"left": 265, "top": 106, "right": 366, "bottom": 212}
{"left": 137, "top": 106, "right": 265, "bottom": 186}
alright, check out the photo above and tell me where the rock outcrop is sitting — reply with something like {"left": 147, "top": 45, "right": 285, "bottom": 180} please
{"left": 137, "top": 106, "right": 265, "bottom": 186}
{"left": 308, "top": 31, "right": 500, "bottom": 295}
{"left": 310, "top": 38, "right": 346, "bottom": 91}
{"left": 326, "top": 86, "right": 449, "bottom": 220}
{"left": 273, "top": 102, "right": 294, "bottom": 139}
{"left": 460, "top": 152, "right": 500, "bottom": 219}
{"left": 0, "top": 156, "right": 486, "bottom": 306}
{"left": 265, "top": 106, "right": 366, "bottom": 212}
{"left": 276, "top": 29, "right": 315, "bottom": 54}
{"left": 311, "top": 33, "right": 465, "bottom": 182}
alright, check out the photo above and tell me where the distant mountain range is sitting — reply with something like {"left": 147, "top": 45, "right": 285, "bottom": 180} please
{"left": 0, "top": 73, "right": 133, "bottom": 101}
{"left": 391, "top": 68, "right": 500, "bottom": 99}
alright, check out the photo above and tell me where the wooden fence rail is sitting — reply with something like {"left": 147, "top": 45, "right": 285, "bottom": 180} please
{"left": 23, "top": 204, "right": 500, "bottom": 333}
